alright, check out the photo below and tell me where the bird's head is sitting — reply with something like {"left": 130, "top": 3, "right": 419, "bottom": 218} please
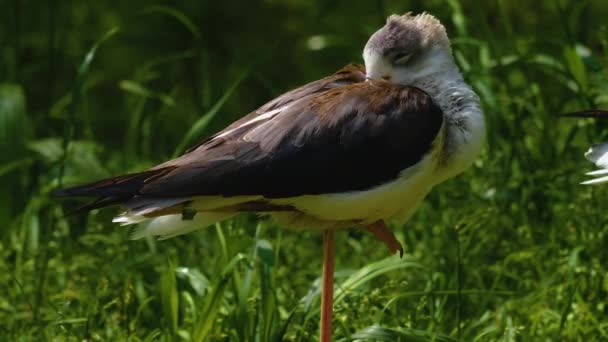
{"left": 363, "top": 12, "right": 455, "bottom": 85}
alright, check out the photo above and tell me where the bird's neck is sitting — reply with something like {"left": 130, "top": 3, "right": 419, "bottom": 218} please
{"left": 413, "top": 68, "right": 485, "bottom": 180}
{"left": 411, "top": 67, "right": 480, "bottom": 120}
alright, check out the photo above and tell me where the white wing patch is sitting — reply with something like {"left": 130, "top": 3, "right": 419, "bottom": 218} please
{"left": 214, "top": 105, "right": 290, "bottom": 140}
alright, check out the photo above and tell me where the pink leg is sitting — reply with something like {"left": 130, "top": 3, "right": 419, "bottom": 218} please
{"left": 320, "top": 229, "right": 334, "bottom": 342}
{"left": 365, "top": 220, "right": 403, "bottom": 257}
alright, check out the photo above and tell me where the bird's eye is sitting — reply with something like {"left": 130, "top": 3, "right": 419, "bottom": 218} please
{"left": 393, "top": 52, "right": 412, "bottom": 65}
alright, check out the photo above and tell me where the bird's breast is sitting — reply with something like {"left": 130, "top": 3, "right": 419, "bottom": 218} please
{"left": 436, "top": 106, "right": 485, "bottom": 182}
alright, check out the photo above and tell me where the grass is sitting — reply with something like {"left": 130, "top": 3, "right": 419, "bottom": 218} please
{"left": 1, "top": 0, "right": 608, "bottom": 340}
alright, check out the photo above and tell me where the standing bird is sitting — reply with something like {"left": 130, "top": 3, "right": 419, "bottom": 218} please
{"left": 54, "top": 13, "right": 484, "bottom": 341}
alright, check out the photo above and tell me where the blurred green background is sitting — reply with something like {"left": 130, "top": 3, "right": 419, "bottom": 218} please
{"left": 2, "top": 0, "right": 608, "bottom": 340}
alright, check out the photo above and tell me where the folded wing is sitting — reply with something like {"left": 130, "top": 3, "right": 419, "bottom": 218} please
{"left": 55, "top": 64, "right": 443, "bottom": 209}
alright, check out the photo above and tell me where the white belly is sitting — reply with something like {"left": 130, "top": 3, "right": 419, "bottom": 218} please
{"left": 270, "top": 154, "right": 438, "bottom": 229}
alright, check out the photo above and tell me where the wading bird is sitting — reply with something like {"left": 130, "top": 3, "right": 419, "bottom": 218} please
{"left": 564, "top": 110, "right": 608, "bottom": 184}
{"left": 54, "top": 13, "right": 484, "bottom": 341}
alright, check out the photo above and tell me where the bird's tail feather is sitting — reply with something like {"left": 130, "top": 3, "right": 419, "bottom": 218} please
{"left": 52, "top": 167, "right": 175, "bottom": 213}
{"left": 130, "top": 212, "right": 236, "bottom": 240}
{"left": 52, "top": 168, "right": 172, "bottom": 198}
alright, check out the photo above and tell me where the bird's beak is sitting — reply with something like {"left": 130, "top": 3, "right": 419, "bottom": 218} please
{"left": 562, "top": 110, "right": 608, "bottom": 119}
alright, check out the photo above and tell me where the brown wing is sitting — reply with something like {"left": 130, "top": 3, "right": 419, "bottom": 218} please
{"left": 54, "top": 64, "right": 443, "bottom": 205}
{"left": 183, "top": 63, "right": 367, "bottom": 153}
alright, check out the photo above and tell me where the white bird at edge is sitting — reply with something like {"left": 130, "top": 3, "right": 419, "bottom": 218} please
{"left": 563, "top": 110, "right": 608, "bottom": 184}
{"left": 54, "top": 12, "right": 485, "bottom": 341}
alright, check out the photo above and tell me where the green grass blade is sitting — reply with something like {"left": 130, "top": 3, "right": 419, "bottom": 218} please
{"left": 256, "top": 239, "right": 276, "bottom": 341}
{"left": 119, "top": 80, "right": 176, "bottom": 107}
{"left": 58, "top": 27, "right": 119, "bottom": 186}
{"left": 301, "top": 254, "right": 423, "bottom": 324}
{"left": 160, "top": 259, "right": 179, "bottom": 337}
{"left": 172, "top": 68, "right": 249, "bottom": 157}
{"left": 0, "top": 83, "right": 29, "bottom": 163}
{"left": 563, "top": 46, "right": 588, "bottom": 93}
{"left": 351, "top": 325, "right": 458, "bottom": 342}
{"left": 334, "top": 255, "right": 423, "bottom": 304}
{"left": 142, "top": 5, "right": 201, "bottom": 40}
{"left": 192, "top": 253, "right": 247, "bottom": 342}
{"left": 0, "top": 158, "right": 32, "bottom": 178}
{"left": 176, "top": 267, "right": 210, "bottom": 297}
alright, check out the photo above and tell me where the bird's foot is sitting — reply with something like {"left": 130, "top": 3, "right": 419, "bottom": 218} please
{"left": 365, "top": 221, "right": 403, "bottom": 258}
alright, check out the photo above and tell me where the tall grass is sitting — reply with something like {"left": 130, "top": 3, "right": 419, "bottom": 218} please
{"left": 1, "top": 0, "right": 608, "bottom": 340}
